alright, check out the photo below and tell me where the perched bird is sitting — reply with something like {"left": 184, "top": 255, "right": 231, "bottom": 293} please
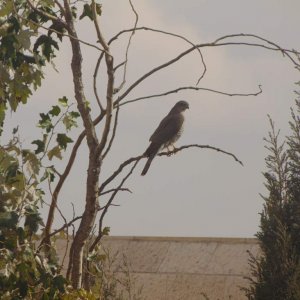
{"left": 141, "top": 100, "right": 189, "bottom": 176}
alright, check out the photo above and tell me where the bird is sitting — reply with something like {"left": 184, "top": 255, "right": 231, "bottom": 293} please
{"left": 141, "top": 100, "right": 189, "bottom": 176}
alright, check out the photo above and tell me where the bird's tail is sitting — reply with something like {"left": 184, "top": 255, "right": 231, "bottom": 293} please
{"left": 141, "top": 143, "right": 161, "bottom": 176}
{"left": 141, "top": 155, "right": 155, "bottom": 176}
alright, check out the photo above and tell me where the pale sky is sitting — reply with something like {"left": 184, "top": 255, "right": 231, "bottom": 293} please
{"left": 3, "top": 0, "right": 300, "bottom": 237}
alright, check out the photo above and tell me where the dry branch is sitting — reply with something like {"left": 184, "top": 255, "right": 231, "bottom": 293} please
{"left": 119, "top": 85, "right": 262, "bottom": 107}
{"left": 42, "top": 112, "right": 105, "bottom": 249}
{"left": 108, "top": 26, "right": 207, "bottom": 85}
{"left": 90, "top": 160, "right": 140, "bottom": 252}
{"left": 159, "top": 144, "right": 243, "bottom": 166}
{"left": 114, "top": 34, "right": 299, "bottom": 105}
{"left": 114, "top": 0, "right": 139, "bottom": 92}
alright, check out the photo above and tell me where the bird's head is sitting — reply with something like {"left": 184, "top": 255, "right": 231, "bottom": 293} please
{"left": 174, "top": 100, "right": 189, "bottom": 112}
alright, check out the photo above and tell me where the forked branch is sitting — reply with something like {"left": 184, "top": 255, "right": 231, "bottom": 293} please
{"left": 99, "top": 143, "right": 243, "bottom": 194}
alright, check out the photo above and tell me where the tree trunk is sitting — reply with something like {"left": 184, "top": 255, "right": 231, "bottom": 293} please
{"left": 63, "top": 0, "right": 101, "bottom": 288}
{"left": 70, "top": 153, "right": 101, "bottom": 288}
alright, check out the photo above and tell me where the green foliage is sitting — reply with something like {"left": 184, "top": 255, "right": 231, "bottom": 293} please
{"left": 244, "top": 88, "right": 300, "bottom": 299}
{"left": 0, "top": 96, "right": 80, "bottom": 299}
{"left": 0, "top": 0, "right": 64, "bottom": 134}
{"left": 79, "top": 3, "right": 102, "bottom": 21}
{"left": 0, "top": 136, "right": 67, "bottom": 299}
{"left": 32, "top": 97, "right": 79, "bottom": 162}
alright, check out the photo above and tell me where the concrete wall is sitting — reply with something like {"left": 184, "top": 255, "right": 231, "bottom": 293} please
{"left": 56, "top": 236, "right": 259, "bottom": 299}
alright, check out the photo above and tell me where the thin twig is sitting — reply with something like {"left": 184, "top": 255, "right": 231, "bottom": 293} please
{"left": 213, "top": 42, "right": 300, "bottom": 66}
{"left": 26, "top": 0, "right": 67, "bottom": 25}
{"left": 91, "top": 0, "right": 109, "bottom": 52}
{"left": 91, "top": 0, "right": 115, "bottom": 156}
{"left": 48, "top": 202, "right": 120, "bottom": 238}
{"left": 115, "top": 44, "right": 202, "bottom": 105}
{"left": 99, "top": 155, "right": 143, "bottom": 193}
{"left": 17, "top": 11, "right": 104, "bottom": 52}
{"left": 114, "top": 35, "right": 299, "bottom": 105}
{"left": 42, "top": 112, "right": 105, "bottom": 248}
{"left": 118, "top": 85, "right": 263, "bottom": 107}
{"left": 54, "top": 0, "right": 66, "bottom": 17}
{"left": 113, "top": 61, "right": 126, "bottom": 73}
{"left": 158, "top": 144, "right": 244, "bottom": 166}
{"left": 93, "top": 52, "right": 105, "bottom": 111}
{"left": 102, "top": 104, "right": 120, "bottom": 159}
{"left": 99, "top": 142, "right": 243, "bottom": 194}
{"left": 100, "top": 187, "right": 132, "bottom": 195}
{"left": 109, "top": 26, "right": 207, "bottom": 87}
{"left": 90, "top": 160, "right": 139, "bottom": 252}
{"left": 214, "top": 33, "right": 300, "bottom": 56}
{"left": 49, "top": 216, "right": 82, "bottom": 238}
{"left": 114, "top": 0, "right": 139, "bottom": 92}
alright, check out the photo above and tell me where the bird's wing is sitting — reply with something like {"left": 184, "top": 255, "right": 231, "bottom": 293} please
{"left": 149, "top": 113, "right": 183, "bottom": 144}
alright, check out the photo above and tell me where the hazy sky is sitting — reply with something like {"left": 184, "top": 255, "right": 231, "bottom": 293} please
{"left": 3, "top": 1, "right": 300, "bottom": 237}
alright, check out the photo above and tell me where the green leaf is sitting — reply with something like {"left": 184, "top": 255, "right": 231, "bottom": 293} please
{"left": 18, "top": 279, "right": 28, "bottom": 297}
{"left": 48, "top": 21, "right": 65, "bottom": 41}
{"left": 40, "top": 166, "right": 56, "bottom": 182}
{"left": 71, "top": 6, "right": 77, "bottom": 18}
{"left": 0, "top": 1, "right": 13, "bottom": 17}
{"left": 58, "top": 96, "right": 68, "bottom": 107}
{"left": 63, "top": 114, "right": 78, "bottom": 131}
{"left": 7, "top": 16, "right": 20, "bottom": 33}
{"left": 17, "top": 29, "right": 35, "bottom": 50}
{"left": 49, "top": 105, "right": 61, "bottom": 116}
{"left": 32, "top": 139, "right": 45, "bottom": 154}
{"left": 95, "top": 3, "right": 102, "bottom": 16}
{"left": 70, "top": 111, "right": 80, "bottom": 118}
{"left": 47, "top": 146, "right": 62, "bottom": 161}
{"left": 0, "top": 211, "right": 18, "bottom": 229}
{"left": 56, "top": 133, "right": 73, "bottom": 150}
{"left": 25, "top": 208, "right": 42, "bottom": 234}
{"left": 53, "top": 275, "right": 66, "bottom": 293}
{"left": 102, "top": 226, "right": 110, "bottom": 236}
{"left": 79, "top": 3, "right": 102, "bottom": 20}
{"left": 79, "top": 3, "right": 93, "bottom": 20}
{"left": 22, "top": 150, "right": 40, "bottom": 176}
{"left": 5, "top": 163, "right": 19, "bottom": 181}
{"left": 38, "top": 113, "right": 53, "bottom": 133}
{"left": 33, "top": 34, "right": 59, "bottom": 61}
{"left": 0, "top": 102, "right": 6, "bottom": 131}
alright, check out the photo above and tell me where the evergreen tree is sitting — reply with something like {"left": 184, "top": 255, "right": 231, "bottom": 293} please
{"left": 244, "top": 90, "right": 300, "bottom": 299}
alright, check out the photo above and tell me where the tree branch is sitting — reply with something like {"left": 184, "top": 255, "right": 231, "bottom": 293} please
{"left": 102, "top": 104, "right": 120, "bottom": 159}
{"left": 91, "top": 0, "right": 115, "bottom": 156}
{"left": 26, "top": 0, "right": 67, "bottom": 26}
{"left": 99, "top": 142, "right": 243, "bottom": 194}
{"left": 158, "top": 144, "right": 244, "bottom": 166}
{"left": 90, "top": 160, "right": 139, "bottom": 252}
{"left": 114, "top": 0, "right": 139, "bottom": 93}
{"left": 63, "top": 0, "right": 102, "bottom": 288}
{"left": 99, "top": 155, "right": 143, "bottom": 193}
{"left": 214, "top": 33, "right": 300, "bottom": 56}
{"left": 100, "top": 187, "right": 132, "bottom": 195}
{"left": 114, "top": 34, "right": 299, "bottom": 106}
{"left": 118, "top": 85, "right": 263, "bottom": 107}
{"left": 109, "top": 26, "right": 207, "bottom": 88}
{"left": 93, "top": 53, "right": 105, "bottom": 111}
{"left": 42, "top": 112, "right": 105, "bottom": 249}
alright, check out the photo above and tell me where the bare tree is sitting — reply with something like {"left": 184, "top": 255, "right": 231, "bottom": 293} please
{"left": 5, "top": 0, "right": 300, "bottom": 289}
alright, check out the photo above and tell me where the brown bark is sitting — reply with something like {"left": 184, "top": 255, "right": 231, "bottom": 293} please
{"left": 63, "top": 0, "right": 102, "bottom": 288}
